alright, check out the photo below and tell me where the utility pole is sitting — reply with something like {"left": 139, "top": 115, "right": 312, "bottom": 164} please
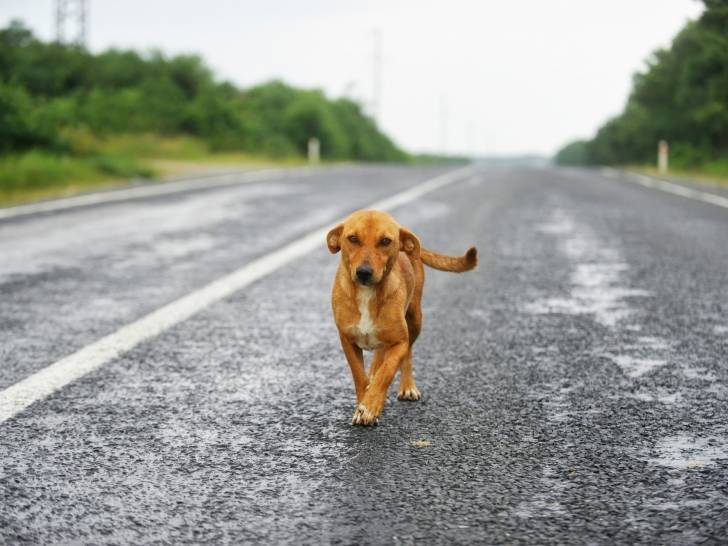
{"left": 55, "top": 0, "right": 88, "bottom": 47}
{"left": 372, "top": 29, "right": 382, "bottom": 124}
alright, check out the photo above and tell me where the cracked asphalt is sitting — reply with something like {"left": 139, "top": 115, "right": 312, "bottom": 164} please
{"left": 1, "top": 165, "right": 727, "bottom": 545}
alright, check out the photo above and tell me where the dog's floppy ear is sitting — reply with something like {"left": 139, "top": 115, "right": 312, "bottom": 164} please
{"left": 326, "top": 224, "right": 344, "bottom": 254}
{"left": 399, "top": 227, "right": 420, "bottom": 258}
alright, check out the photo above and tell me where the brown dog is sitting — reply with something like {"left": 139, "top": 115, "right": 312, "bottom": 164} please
{"left": 327, "top": 209, "right": 477, "bottom": 425}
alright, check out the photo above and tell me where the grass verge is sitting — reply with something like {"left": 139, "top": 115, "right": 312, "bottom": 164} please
{"left": 629, "top": 159, "right": 728, "bottom": 187}
{"left": 0, "top": 133, "right": 307, "bottom": 207}
{"left": 0, "top": 151, "right": 154, "bottom": 206}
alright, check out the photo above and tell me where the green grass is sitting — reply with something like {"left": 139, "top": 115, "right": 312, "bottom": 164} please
{"left": 0, "top": 133, "right": 311, "bottom": 207}
{"left": 0, "top": 150, "right": 153, "bottom": 205}
{"left": 71, "top": 132, "right": 307, "bottom": 164}
{"left": 83, "top": 133, "right": 211, "bottom": 160}
{"left": 629, "top": 159, "right": 728, "bottom": 187}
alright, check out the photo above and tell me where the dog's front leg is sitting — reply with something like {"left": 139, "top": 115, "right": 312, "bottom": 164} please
{"left": 352, "top": 341, "right": 408, "bottom": 425}
{"left": 339, "top": 334, "right": 368, "bottom": 403}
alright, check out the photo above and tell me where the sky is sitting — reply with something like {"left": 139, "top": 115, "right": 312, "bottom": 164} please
{"left": 1, "top": 0, "right": 704, "bottom": 157}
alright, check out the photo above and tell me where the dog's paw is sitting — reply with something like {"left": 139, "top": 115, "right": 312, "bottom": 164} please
{"left": 351, "top": 404, "right": 379, "bottom": 426}
{"left": 397, "top": 386, "right": 422, "bottom": 401}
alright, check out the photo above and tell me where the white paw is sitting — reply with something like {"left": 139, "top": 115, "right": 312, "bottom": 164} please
{"left": 397, "top": 386, "right": 422, "bottom": 401}
{"left": 351, "top": 404, "right": 379, "bottom": 426}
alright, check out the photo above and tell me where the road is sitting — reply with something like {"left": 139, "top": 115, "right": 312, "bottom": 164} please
{"left": 1, "top": 165, "right": 727, "bottom": 544}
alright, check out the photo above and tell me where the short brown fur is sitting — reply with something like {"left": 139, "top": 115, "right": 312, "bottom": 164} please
{"left": 327, "top": 209, "right": 477, "bottom": 425}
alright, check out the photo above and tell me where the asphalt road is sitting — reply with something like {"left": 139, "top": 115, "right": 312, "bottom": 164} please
{"left": 1, "top": 165, "right": 727, "bottom": 545}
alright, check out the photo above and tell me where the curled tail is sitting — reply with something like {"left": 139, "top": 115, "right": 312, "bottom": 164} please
{"left": 420, "top": 246, "right": 478, "bottom": 272}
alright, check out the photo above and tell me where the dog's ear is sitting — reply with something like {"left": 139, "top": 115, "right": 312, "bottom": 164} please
{"left": 326, "top": 224, "right": 344, "bottom": 254}
{"left": 399, "top": 227, "right": 420, "bottom": 258}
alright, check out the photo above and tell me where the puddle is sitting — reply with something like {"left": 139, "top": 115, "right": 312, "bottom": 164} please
{"left": 644, "top": 499, "right": 707, "bottom": 511}
{"left": 536, "top": 216, "right": 575, "bottom": 235}
{"left": 683, "top": 367, "right": 717, "bottom": 381}
{"left": 467, "top": 309, "right": 489, "bottom": 321}
{"left": 609, "top": 355, "right": 667, "bottom": 378}
{"left": 602, "top": 336, "right": 672, "bottom": 378}
{"left": 623, "top": 389, "right": 681, "bottom": 405}
{"left": 649, "top": 434, "right": 728, "bottom": 470}
{"left": 526, "top": 210, "right": 650, "bottom": 328}
{"left": 513, "top": 465, "right": 570, "bottom": 518}
{"left": 636, "top": 336, "right": 670, "bottom": 350}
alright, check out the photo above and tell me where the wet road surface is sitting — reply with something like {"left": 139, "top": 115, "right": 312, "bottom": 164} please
{"left": 1, "top": 165, "right": 727, "bottom": 544}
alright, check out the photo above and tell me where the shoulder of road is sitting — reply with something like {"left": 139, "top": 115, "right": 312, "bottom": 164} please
{"left": 597, "top": 167, "right": 728, "bottom": 209}
{"left": 0, "top": 164, "right": 344, "bottom": 221}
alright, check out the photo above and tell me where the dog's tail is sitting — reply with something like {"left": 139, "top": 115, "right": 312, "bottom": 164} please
{"left": 420, "top": 246, "right": 478, "bottom": 273}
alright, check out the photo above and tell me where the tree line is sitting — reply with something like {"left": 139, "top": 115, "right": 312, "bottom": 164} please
{"left": 555, "top": 0, "right": 728, "bottom": 173}
{"left": 0, "top": 20, "right": 406, "bottom": 162}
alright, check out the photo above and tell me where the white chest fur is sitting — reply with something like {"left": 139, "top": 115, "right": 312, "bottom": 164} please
{"left": 352, "top": 287, "right": 381, "bottom": 351}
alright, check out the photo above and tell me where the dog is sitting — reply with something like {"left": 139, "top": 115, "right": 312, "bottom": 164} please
{"left": 327, "top": 209, "right": 477, "bottom": 425}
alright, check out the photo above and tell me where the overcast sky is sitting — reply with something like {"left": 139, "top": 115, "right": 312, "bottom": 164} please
{"left": 2, "top": 0, "right": 704, "bottom": 156}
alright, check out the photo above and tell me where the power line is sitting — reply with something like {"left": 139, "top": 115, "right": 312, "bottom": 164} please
{"left": 55, "top": 0, "right": 88, "bottom": 46}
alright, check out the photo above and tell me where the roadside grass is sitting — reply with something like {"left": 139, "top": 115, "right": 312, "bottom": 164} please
{"left": 0, "top": 133, "right": 307, "bottom": 207}
{"left": 629, "top": 159, "right": 728, "bottom": 187}
{"left": 79, "top": 132, "right": 307, "bottom": 165}
{"left": 0, "top": 151, "right": 154, "bottom": 206}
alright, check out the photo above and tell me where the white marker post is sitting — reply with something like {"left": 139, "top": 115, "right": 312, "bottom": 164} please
{"left": 658, "top": 140, "right": 669, "bottom": 175}
{"left": 308, "top": 138, "right": 320, "bottom": 165}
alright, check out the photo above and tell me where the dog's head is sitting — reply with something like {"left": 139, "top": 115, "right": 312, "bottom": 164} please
{"left": 326, "top": 210, "right": 420, "bottom": 286}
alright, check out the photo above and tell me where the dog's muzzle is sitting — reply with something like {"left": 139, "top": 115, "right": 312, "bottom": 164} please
{"left": 355, "top": 265, "right": 374, "bottom": 285}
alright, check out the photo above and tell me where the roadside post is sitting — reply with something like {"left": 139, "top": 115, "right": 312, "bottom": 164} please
{"left": 308, "top": 138, "right": 320, "bottom": 165}
{"left": 658, "top": 140, "right": 669, "bottom": 174}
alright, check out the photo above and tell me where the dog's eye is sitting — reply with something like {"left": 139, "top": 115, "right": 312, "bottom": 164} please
{"left": 347, "top": 235, "right": 360, "bottom": 244}
{"left": 379, "top": 237, "right": 392, "bottom": 247}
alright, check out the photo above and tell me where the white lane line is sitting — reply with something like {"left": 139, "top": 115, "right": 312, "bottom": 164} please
{"left": 0, "top": 166, "right": 324, "bottom": 221}
{"left": 600, "top": 167, "right": 728, "bottom": 210}
{"left": 0, "top": 166, "right": 474, "bottom": 424}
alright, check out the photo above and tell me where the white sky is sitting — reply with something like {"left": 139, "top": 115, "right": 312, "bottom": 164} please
{"left": 1, "top": 0, "right": 704, "bottom": 156}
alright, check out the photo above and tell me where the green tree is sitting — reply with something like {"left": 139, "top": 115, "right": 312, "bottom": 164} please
{"left": 0, "top": 21, "right": 407, "bottom": 161}
{"left": 555, "top": 1, "right": 728, "bottom": 170}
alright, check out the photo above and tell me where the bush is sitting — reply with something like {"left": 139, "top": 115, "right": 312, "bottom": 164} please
{"left": 0, "top": 21, "right": 407, "bottom": 162}
{"left": 555, "top": 1, "right": 728, "bottom": 171}
{"left": 0, "top": 81, "right": 59, "bottom": 152}
{"left": 0, "top": 150, "right": 150, "bottom": 196}
{"left": 554, "top": 140, "right": 591, "bottom": 165}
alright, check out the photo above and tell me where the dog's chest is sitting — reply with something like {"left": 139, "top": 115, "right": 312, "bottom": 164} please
{"left": 351, "top": 287, "right": 382, "bottom": 351}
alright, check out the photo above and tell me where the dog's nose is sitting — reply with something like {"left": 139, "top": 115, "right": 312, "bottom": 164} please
{"left": 356, "top": 265, "right": 373, "bottom": 284}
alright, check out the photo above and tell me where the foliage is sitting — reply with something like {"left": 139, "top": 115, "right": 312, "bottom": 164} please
{"left": 0, "top": 20, "right": 406, "bottom": 162}
{"left": 553, "top": 140, "right": 590, "bottom": 166}
{"left": 410, "top": 153, "right": 471, "bottom": 165}
{"left": 555, "top": 0, "right": 728, "bottom": 170}
{"left": 0, "top": 150, "right": 151, "bottom": 204}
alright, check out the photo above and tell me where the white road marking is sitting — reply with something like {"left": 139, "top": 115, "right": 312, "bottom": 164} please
{"left": 600, "top": 167, "right": 728, "bottom": 210}
{"left": 0, "top": 166, "right": 323, "bottom": 221}
{"left": 0, "top": 166, "right": 473, "bottom": 424}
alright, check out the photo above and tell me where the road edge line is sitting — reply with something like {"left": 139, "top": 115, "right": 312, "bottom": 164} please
{"left": 0, "top": 166, "right": 330, "bottom": 221}
{"left": 599, "top": 167, "right": 728, "bottom": 210}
